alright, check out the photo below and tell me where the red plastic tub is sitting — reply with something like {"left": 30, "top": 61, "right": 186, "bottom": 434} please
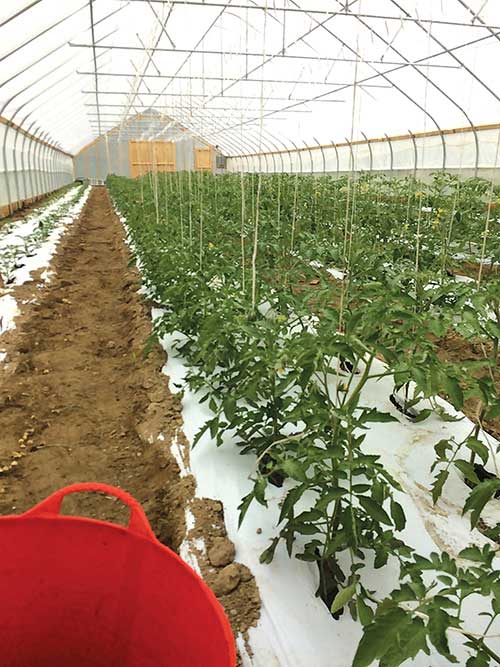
{"left": 0, "top": 482, "right": 236, "bottom": 667}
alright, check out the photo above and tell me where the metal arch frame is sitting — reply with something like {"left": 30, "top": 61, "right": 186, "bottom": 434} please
{"left": 293, "top": 2, "right": 446, "bottom": 138}
{"left": 289, "top": 139, "right": 303, "bottom": 173}
{"left": 303, "top": 141, "right": 314, "bottom": 174}
{"left": 0, "top": 6, "right": 123, "bottom": 92}
{"left": 345, "top": 137, "right": 356, "bottom": 175}
{"left": 331, "top": 141, "right": 340, "bottom": 178}
{"left": 0, "top": 1, "right": 44, "bottom": 29}
{"left": 229, "top": 0, "right": 490, "bottom": 174}
{"left": 216, "top": 11, "right": 500, "bottom": 139}
{"left": 344, "top": 3, "right": 482, "bottom": 173}
{"left": 1, "top": 31, "right": 113, "bottom": 208}
{"left": 0, "top": 2, "right": 89, "bottom": 65}
{"left": 390, "top": 0, "right": 500, "bottom": 109}
{"left": 11, "top": 89, "right": 92, "bottom": 204}
{"left": 31, "top": 125, "right": 44, "bottom": 197}
{"left": 3, "top": 1, "right": 500, "bottom": 180}
{"left": 361, "top": 132, "right": 373, "bottom": 172}
{"left": 439, "top": 129, "right": 447, "bottom": 172}
{"left": 19, "top": 118, "right": 39, "bottom": 200}
{"left": 314, "top": 137, "right": 326, "bottom": 174}
{"left": 385, "top": 133, "right": 394, "bottom": 172}
{"left": 264, "top": 136, "right": 286, "bottom": 173}
{"left": 408, "top": 129, "right": 418, "bottom": 179}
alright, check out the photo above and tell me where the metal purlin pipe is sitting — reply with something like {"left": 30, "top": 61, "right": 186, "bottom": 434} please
{"left": 126, "top": 3, "right": 230, "bottom": 127}
{"left": 361, "top": 132, "right": 373, "bottom": 172}
{"left": 0, "top": 43, "right": 113, "bottom": 190}
{"left": 0, "top": 3, "right": 89, "bottom": 65}
{"left": 216, "top": 20, "right": 500, "bottom": 140}
{"left": 408, "top": 130, "right": 418, "bottom": 179}
{"left": 385, "top": 134, "right": 394, "bottom": 173}
{"left": 199, "top": 3, "right": 359, "bottom": 106}
{"left": 187, "top": 10, "right": 352, "bottom": 145}
{"left": 0, "top": 1, "right": 43, "bottom": 28}
{"left": 312, "top": 3, "right": 445, "bottom": 139}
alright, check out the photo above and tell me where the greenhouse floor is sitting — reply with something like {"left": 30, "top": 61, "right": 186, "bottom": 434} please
{"left": 0, "top": 187, "right": 260, "bottom": 652}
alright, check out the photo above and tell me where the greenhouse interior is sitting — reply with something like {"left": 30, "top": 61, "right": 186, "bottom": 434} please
{"left": 1, "top": 1, "right": 500, "bottom": 666}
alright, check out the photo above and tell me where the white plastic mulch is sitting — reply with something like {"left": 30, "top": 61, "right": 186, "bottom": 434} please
{"left": 0, "top": 186, "right": 90, "bottom": 340}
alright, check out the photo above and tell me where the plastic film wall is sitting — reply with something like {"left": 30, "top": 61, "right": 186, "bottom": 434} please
{"left": 227, "top": 125, "right": 500, "bottom": 182}
{"left": 0, "top": 120, "right": 74, "bottom": 217}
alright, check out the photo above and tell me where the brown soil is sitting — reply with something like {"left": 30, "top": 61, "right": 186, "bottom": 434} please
{"left": 436, "top": 330, "right": 500, "bottom": 441}
{"left": 0, "top": 186, "right": 260, "bottom": 649}
{"left": 455, "top": 260, "right": 499, "bottom": 282}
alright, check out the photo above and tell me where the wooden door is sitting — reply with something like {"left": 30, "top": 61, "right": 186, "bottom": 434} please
{"left": 194, "top": 146, "right": 213, "bottom": 171}
{"left": 128, "top": 141, "right": 176, "bottom": 177}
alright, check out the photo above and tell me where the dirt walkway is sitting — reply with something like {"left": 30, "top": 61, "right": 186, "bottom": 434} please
{"left": 0, "top": 186, "right": 188, "bottom": 541}
{"left": 0, "top": 186, "right": 260, "bottom": 649}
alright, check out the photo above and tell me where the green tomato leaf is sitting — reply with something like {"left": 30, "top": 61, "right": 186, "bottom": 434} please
{"left": 466, "top": 438, "right": 489, "bottom": 466}
{"left": 359, "top": 496, "right": 392, "bottom": 526}
{"left": 390, "top": 499, "right": 406, "bottom": 531}
{"left": 463, "top": 479, "right": 500, "bottom": 528}
{"left": 427, "top": 607, "right": 458, "bottom": 662}
{"left": 353, "top": 608, "right": 411, "bottom": 667}
{"left": 330, "top": 583, "right": 357, "bottom": 615}
{"left": 431, "top": 469, "right": 449, "bottom": 505}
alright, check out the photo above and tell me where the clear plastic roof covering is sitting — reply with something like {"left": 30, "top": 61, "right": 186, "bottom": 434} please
{"left": 2, "top": 0, "right": 500, "bottom": 156}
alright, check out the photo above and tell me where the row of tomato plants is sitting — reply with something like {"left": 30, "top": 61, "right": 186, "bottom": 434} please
{"left": 0, "top": 182, "right": 88, "bottom": 285}
{"left": 108, "top": 170, "right": 500, "bottom": 667}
